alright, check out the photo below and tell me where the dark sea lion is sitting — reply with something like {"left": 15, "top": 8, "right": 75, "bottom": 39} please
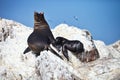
{"left": 52, "top": 36, "right": 85, "bottom": 61}
{"left": 53, "top": 36, "right": 99, "bottom": 62}
{"left": 23, "top": 12, "right": 63, "bottom": 59}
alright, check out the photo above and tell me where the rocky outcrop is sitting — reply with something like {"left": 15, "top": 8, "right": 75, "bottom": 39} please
{"left": 107, "top": 40, "right": 120, "bottom": 59}
{"left": 0, "top": 19, "right": 120, "bottom": 80}
{"left": 0, "top": 19, "right": 15, "bottom": 42}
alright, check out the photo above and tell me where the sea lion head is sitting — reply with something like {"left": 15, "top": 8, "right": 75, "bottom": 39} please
{"left": 56, "top": 37, "right": 67, "bottom": 44}
{"left": 52, "top": 37, "right": 68, "bottom": 52}
{"left": 34, "top": 12, "right": 44, "bottom": 22}
{"left": 34, "top": 12, "right": 49, "bottom": 30}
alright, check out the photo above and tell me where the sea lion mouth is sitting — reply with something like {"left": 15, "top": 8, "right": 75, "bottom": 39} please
{"left": 34, "top": 22, "right": 41, "bottom": 24}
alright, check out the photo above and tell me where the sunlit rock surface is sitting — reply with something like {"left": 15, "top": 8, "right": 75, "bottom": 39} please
{"left": 0, "top": 18, "right": 120, "bottom": 80}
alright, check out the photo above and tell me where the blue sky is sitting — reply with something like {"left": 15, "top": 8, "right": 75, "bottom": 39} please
{"left": 0, "top": 0, "right": 120, "bottom": 45}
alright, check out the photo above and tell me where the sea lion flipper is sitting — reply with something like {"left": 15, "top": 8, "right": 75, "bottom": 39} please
{"left": 49, "top": 46, "right": 63, "bottom": 60}
{"left": 35, "top": 53, "right": 40, "bottom": 57}
{"left": 23, "top": 47, "right": 31, "bottom": 54}
{"left": 62, "top": 45, "right": 69, "bottom": 61}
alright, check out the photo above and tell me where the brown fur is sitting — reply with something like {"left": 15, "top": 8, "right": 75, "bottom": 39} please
{"left": 23, "top": 12, "right": 63, "bottom": 59}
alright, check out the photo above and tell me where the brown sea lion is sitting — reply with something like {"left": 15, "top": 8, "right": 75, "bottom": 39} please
{"left": 52, "top": 36, "right": 85, "bottom": 61}
{"left": 23, "top": 12, "right": 63, "bottom": 59}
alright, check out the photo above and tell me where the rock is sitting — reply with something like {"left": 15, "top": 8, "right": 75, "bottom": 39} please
{"left": 0, "top": 19, "right": 120, "bottom": 80}
{"left": 0, "top": 19, "right": 15, "bottom": 42}
{"left": 107, "top": 40, "right": 120, "bottom": 58}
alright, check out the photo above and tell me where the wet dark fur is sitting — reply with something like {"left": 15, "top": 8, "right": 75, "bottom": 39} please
{"left": 52, "top": 37, "right": 85, "bottom": 61}
{"left": 23, "top": 12, "right": 63, "bottom": 59}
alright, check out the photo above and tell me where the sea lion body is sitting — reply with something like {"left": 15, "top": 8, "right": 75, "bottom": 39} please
{"left": 23, "top": 12, "right": 63, "bottom": 59}
{"left": 27, "top": 30, "right": 50, "bottom": 56}
{"left": 53, "top": 36, "right": 99, "bottom": 62}
{"left": 53, "top": 37, "right": 84, "bottom": 61}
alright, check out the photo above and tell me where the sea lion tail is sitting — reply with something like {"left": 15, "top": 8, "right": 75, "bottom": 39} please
{"left": 23, "top": 47, "right": 31, "bottom": 54}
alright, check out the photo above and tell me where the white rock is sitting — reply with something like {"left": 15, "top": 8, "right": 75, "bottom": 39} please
{"left": 0, "top": 18, "right": 120, "bottom": 80}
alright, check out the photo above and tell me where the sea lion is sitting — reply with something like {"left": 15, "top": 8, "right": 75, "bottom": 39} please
{"left": 52, "top": 36, "right": 85, "bottom": 61}
{"left": 23, "top": 12, "right": 63, "bottom": 59}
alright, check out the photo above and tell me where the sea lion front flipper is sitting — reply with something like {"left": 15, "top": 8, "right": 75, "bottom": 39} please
{"left": 35, "top": 53, "right": 40, "bottom": 57}
{"left": 23, "top": 47, "right": 31, "bottom": 54}
{"left": 49, "top": 46, "right": 63, "bottom": 60}
{"left": 62, "top": 45, "right": 69, "bottom": 61}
